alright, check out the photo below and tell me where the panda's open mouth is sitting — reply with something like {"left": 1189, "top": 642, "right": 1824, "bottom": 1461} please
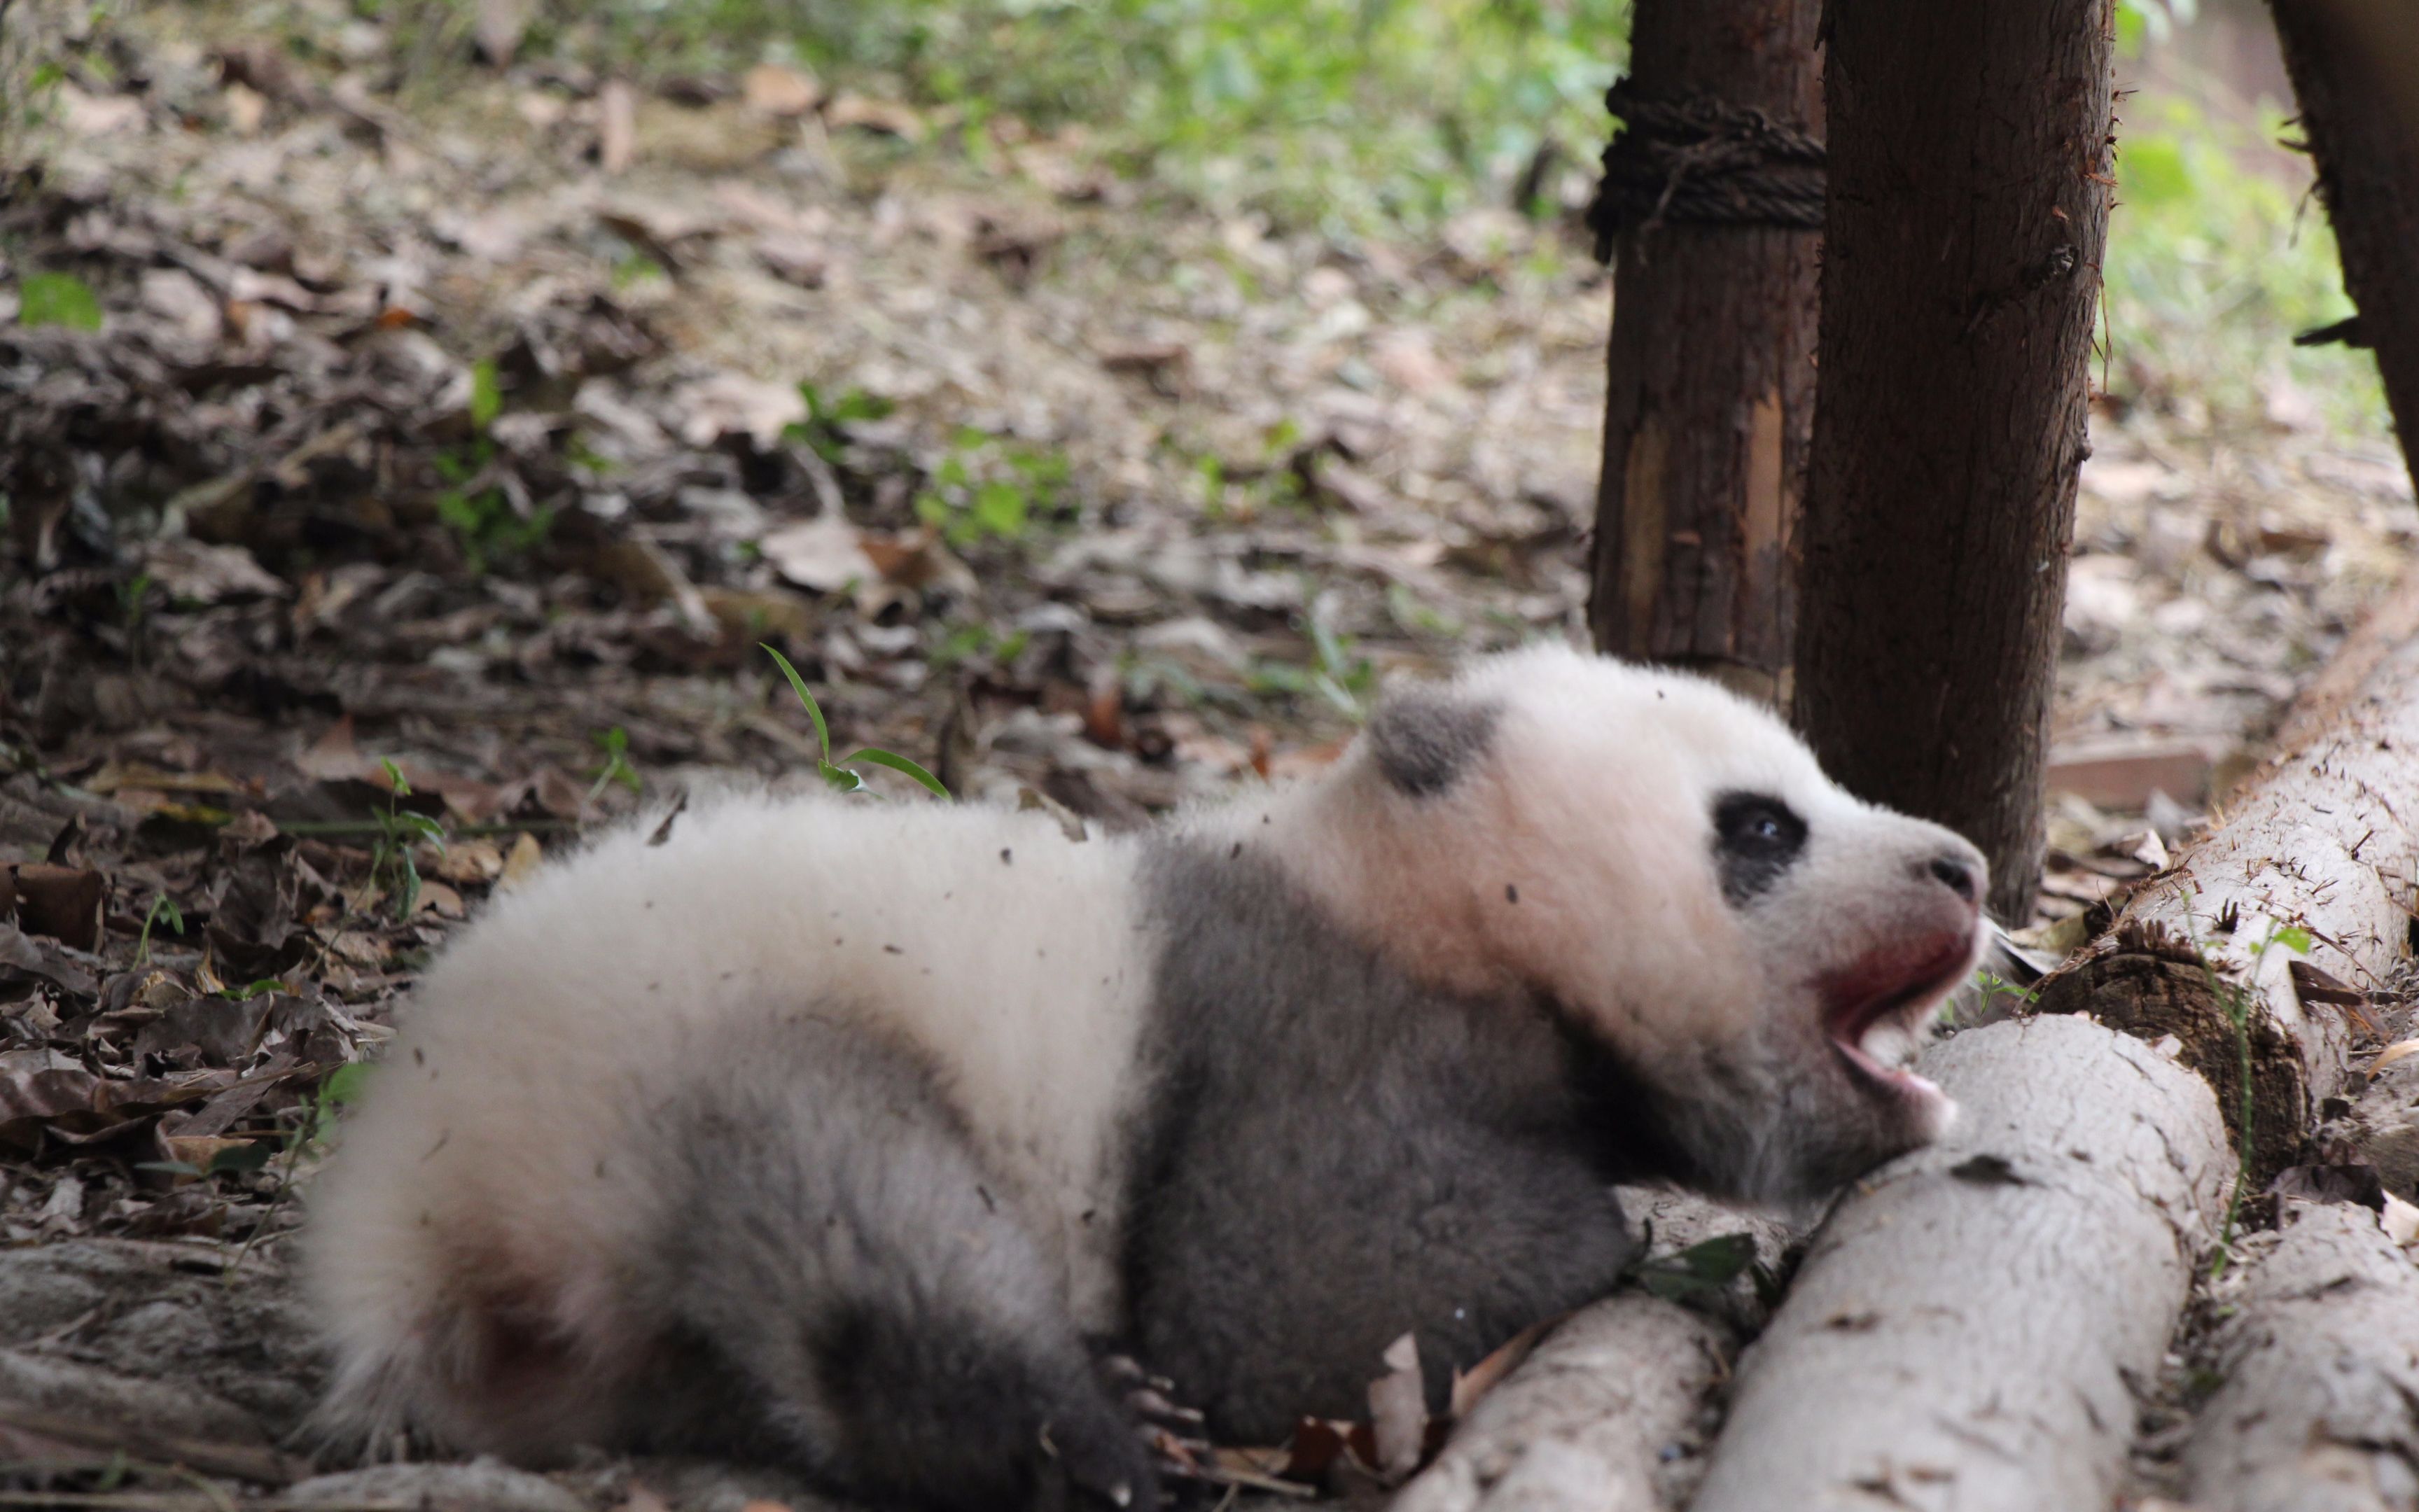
{"left": 1818, "top": 936, "right": 1977, "bottom": 1103}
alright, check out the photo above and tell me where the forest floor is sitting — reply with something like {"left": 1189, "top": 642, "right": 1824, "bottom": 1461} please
{"left": 0, "top": 1, "right": 2413, "bottom": 1508}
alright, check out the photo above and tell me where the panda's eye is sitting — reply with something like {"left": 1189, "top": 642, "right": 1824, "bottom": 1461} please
{"left": 1711, "top": 792, "right": 1807, "bottom": 905}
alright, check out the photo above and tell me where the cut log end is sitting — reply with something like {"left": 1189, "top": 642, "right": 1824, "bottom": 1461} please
{"left": 2033, "top": 948, "right": 2311, "bottom": 1186}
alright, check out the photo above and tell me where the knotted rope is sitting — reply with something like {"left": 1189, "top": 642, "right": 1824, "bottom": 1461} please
{"left": 1589, "top": 79, "right": 1827, "bottom": 258}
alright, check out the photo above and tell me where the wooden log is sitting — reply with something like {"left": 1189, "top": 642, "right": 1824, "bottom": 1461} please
{"left": 2181, "top": 1199, "right": 2419, "bottom": 1512}
{"left": 1689, "top": 1016, "right": 2233, "bottom": 1512}
{"left": 2320, "top": 1042, "right": 2419, "bottom": 1203}
{"left": 1386, "top": 1189, "right": 1788, "bottom": 1512}
{"left": 1388, "top": 1295, "right": 1726, "bottom": 1512}
{"left": 2033, "top": 592, "right": 2419, "bottom": 1184}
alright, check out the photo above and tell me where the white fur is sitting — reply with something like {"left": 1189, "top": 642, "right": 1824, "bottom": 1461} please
{"left": 308, "top": 794, "right": 1156, "bottom": 1446}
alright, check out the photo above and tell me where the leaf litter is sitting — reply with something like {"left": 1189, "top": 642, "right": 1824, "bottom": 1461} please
{"left": 0, "top": 1, "right": 2408, "bottom": 1507}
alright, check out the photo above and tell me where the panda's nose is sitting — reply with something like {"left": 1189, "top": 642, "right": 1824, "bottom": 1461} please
{"left": 1925, "top": 854, "right": 1978, "bottom": 904}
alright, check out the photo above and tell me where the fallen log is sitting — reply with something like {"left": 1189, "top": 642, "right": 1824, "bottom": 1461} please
{"left": 1688, "top": 1016, "right": 2232, "bottom": 1512}
{"left": 2034, "top": 587, "right": 2419, "bottom": 1182}
{"left": 1384, "top": 1189, "right": 1787, "bottom": 1512}
{"left": 1387, "top": 1294, "right": 1726, "bottom": 1512}
{"left": 2181, "top": 1198, "right": 2419, "bottom": 1512}
{"left": 2318, "top": 1041, "right": 2419, "bottom": 1203}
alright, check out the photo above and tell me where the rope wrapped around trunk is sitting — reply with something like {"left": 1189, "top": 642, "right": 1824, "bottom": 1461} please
{"left": 1589, "top": 79, "right": 1827, "bottom": 258}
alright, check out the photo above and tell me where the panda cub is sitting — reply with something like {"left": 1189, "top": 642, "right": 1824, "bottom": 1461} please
{"left": 307, "top": 644, "right": 1987, "bottom": 1511}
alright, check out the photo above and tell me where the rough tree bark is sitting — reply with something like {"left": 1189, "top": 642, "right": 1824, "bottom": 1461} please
{"left": 2181, "top": 1200, "right": 2419, "bottom": 1512}
{"left": 1689, "top": 1016, "right": 2233, "bottom": 1512}
{"left": 2267, "top": 0, "right": 2419, "bottom": 491}
{"left": 2033, "top": 567, "right": 2419, "bottom": 1184}
{"left": 1585, "top": 0, "right": 1821, "bottom": 706}
{"left": 1790, "top": 0, "right": 2115, "bottom": 922}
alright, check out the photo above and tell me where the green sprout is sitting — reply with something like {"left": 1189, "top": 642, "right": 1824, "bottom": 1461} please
{"left": 787, "top": 383, "right": 894, "bottom": 465}
{"left": 1630, "top": 1232, "right": 1760, "bottom": 1304}
{"left": 589, "top": 725, "right": 643, "bottom": 802}
{"left": 2205, "top": 918, "right": 2312, "bottom": 1278}
{"left": 760, "top": 644, "right": 949, "bottom": 798}
{"left": 366, "top": 759, "right": 447, "bottom": 920}
{"left": 19, "top": 271, "right": 103, "bottom": 330}
{"left": 136, "top": 894, "right": 184, "bottom": 965}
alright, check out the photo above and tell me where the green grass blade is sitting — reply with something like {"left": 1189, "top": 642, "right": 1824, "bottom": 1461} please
{"left": 760, "top": 643, "right": 833, "bottom": 762}
{"left": 840, "top": 748, "right": 951, "bottom": 799}
{"left": 819, "top": 761, "right": 865, "bottom": 794}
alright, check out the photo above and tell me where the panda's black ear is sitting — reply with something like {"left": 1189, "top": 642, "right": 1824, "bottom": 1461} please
{"left": 1365, "top": 687, "right": 1500, "bottom": 797}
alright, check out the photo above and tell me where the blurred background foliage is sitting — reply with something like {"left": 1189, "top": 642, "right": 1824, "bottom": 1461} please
{"left": 348, "top": 0, "right": 2387, "bottom": 433}
{"left": 2107, "top": 0, "right": 2385, "bottom": 432}
{"left": 434, "top": 0, "right": 1631, "bottom": 233}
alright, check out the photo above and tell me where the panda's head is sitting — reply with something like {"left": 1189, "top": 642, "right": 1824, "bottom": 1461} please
{"left": 1283, "top": 643, "right": 1988, "bottom": 1207}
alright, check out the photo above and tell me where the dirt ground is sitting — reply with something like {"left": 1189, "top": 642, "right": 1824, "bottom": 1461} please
{"left": 0, "top": 1, "right": 2412, "bottom": 1507}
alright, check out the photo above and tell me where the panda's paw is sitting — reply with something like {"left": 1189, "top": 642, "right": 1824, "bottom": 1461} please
{"left": 1094, "top": 1353, "right": 1213, "bottom": 1492}
{"left": 1038, "top": 1388, "right": 1166, "bottom": 1512}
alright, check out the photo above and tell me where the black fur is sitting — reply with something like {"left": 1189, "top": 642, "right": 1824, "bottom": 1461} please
{"left": 579, "top": 840, "right": 1671, "bottom": 1503}
{"left": 634, "top": 1014, "right": 1155, "bottom": 1512}
{"left": 1364, "top": 692, "right": 1500, "bottom": 798}
{"left": 1120, "top": 840, "right": 1644, "bottom": 1443}
{"left": 1710, "top": 791, "right": 1807, "bottom": 905}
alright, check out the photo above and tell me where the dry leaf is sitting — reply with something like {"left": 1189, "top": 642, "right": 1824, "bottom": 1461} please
{"left": 146, "top": 538, "right": 291, "bottom": 604}
{"left": 761, "top": 517, "right": 879, "bottom": 594}
{"left": 599, "top": 79, "right": 638, "bottom": 174}
{"left": 1446, "top": 1316, "right": 1549, "bottom": 1418}
{"left": 2371, "top": 1039, "right": 2419, "bottom": 1073}
{"left": 701, "top": 586, "right": 817, "bottom": 642}
{"left": 2381, "top": 1191, "right": 2419, "bottom": 1247}
{"left": 412, "top": 879, "right": 466, "bottom": 920}
{"left": 298, "top": 716, "right": 372, "bottom": 783}
{"left": 83, "top": 762, "right": 248, "bottom": 798}
{"left": 741, "top": 63, "right": 821, "bottom": 118}
{"left": 430, "top": 839, "right": 506, "bottom": 886}
{"left": 221, "top": 81, "right": 266, "bottom": 134}
{"left": 824, "top": 92, "right": 925, "bottom": 141}
{"left": 499, "top": 832, "right": 545, "bottom": 891}
{"left": 2110, "top": 827, "right": 2170, "bottom": 872}
{"left": 159, "top": 1133, "right": 254, "bottom": 1175}
{"left": 673, "top": 371, "right": 808, "bottom": 449}
{"left": 473, "top": 0, "right": 534, "bottom": 67}
{"left": 1366, "top": 1331, "right": 1426, "bottom": 1483}
{"left": 8, "top": 864, "right": 106, "bottom": 952}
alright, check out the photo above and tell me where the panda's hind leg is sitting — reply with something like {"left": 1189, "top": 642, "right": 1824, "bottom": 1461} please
{"left": 635, "top": 1014, "right": 1156, "bottom": 1512}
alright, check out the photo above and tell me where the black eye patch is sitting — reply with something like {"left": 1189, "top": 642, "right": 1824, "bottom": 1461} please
{"left": 1711, "top": 792, "right": 1808, "bottom": 905}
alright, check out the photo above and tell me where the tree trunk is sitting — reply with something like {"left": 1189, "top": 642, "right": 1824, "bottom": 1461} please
{"left": 2180, "top": 1200, "right": 2419, "bottom": 1512}
{"left": 2032, "top": 564, "right": 2419, "bottom": 1185}
{"left": 2267, "top": 0, "right": 2419, "bottom": 493}
{"left": 1585, "top": 0, "right": 1822, "bottom": 706}
{"left": 1790, "top": 0, "right": 2115, "bottom": 923}
{"left": 1689, "top": 1016, "right": 2233, "bottom": 1512}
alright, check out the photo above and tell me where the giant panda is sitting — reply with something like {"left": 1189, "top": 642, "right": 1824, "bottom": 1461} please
{"left": 305, "top": 643, "right": 1988, "bottom": 1511}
